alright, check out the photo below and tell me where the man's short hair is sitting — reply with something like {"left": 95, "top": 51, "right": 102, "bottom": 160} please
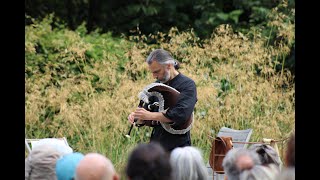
{"left": 126, "top": 142, "right": 172, "bottom": 180}
{"left": 222, "top": 148, "right": 261, "bottom": 180}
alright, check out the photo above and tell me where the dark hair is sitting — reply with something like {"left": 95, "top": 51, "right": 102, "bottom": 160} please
{"left": 173, "top": 60, "right": 180, "bottom": 70}
{"left": 285, "top": 133, "right": 295, "bottom": 167}
{"left": 248, "top": 144, "right": 281, "bottom": 167}
{"left": 126, "top": 142, "right": 172, "bottom": 180}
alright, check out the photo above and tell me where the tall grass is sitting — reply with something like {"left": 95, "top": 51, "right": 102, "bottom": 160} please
{"left": 25, "top": 1, "right": 294, "bottom": 178}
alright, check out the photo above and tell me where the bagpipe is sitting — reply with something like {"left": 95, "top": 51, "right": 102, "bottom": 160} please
{"left": 126, "top": 83, "right": 193, "bottom": 138}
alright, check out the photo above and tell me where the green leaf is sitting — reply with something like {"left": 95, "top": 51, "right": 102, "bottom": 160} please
{"left": 216, "top": 12, "right": 229, "bottom": 21}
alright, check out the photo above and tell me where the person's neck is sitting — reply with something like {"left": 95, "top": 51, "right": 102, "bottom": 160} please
{"left": 169, "top": 69, "right": 179, "bottom": 81}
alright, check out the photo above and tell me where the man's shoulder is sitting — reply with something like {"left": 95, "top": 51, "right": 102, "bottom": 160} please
{"left": 178, "top": 73, "right": 195, "bottom": 84}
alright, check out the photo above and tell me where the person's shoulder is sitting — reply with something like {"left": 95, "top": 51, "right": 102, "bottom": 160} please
{"left": 178, "top": 73, "right": 193, "bottom": 81}
{"left": 179, "top": 73, "right": 195, "bottom": 85}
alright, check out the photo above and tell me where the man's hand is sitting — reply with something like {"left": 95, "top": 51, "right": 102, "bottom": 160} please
{"left": 133, "top": 107, "right": 173, "bottom": 123}
{"left": 133, "top": 107, "right": 153, "bottom": 120}
{"left": 127, "top": 112, "right": 135, "bottom": 124}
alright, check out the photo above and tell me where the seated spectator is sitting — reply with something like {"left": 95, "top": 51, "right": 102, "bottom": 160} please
{"left": 31, "top": 138, "right": 73, "bottom": 155}
{"left": 75, "top": 153, "right": 119, "bottom": 180}
{"left": 239, "top": 164, "right": 279, "bottom": 180}
{"left": 248, "top": 144, "right": 282, "bottom": 168}
{"left": 25, "top": 144, "right": 63, "bottom": 180}
{"left": 126, "top": 142, "right": 172, "bottom": 180}
{"left": 170, "top": 146, "right": 208, "bottom": 180}
{"left": 222, "top": 148, "right": 261, "bottom": 180}
{"left": 285, "top": 132, "right": 295, "bottom": 168}
{"left": 55, "top": 152, "right": 84, "bottom": 180}
{"left": 277, "top": 132, "right": 295, "bottom": 180}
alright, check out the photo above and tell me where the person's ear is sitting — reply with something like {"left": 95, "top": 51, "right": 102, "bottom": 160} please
{"left": 113, "top": 173, "right": 120, "bottom": 180}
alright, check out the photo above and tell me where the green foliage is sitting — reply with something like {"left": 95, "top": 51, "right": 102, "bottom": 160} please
{"left": 25, "top": 0, "right": 294, "bottom": 39}
{"left": 218, "top": 78, "right": 235, "bottom": 98}
{"left": 26, "top": 1, "right": 294, "bottom": 178}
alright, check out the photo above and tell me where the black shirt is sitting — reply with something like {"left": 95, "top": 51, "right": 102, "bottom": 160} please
{"left": 150, "top": 73, "right": 197, "bottom": 152}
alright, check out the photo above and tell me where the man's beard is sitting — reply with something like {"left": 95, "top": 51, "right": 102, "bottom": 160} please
{"left": 159, "top": 70, "right": 170, "bottom": 83}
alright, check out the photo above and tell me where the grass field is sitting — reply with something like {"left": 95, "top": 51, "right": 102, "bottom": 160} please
{"left": 25, "top": 2, "right": 294, "bottom": 178}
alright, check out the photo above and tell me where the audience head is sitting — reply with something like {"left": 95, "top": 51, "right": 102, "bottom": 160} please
{"left": 126, "top": 142, "right": 172, "bottom": 180}
{"left": 285, "top": 133, "right": 295, "bottom": 167}
{"left": 238, "top": 164, "right": 279, "bottom": 180}
{"left": 75, "top": 153, "right": 119, "bottom": 180}
{"left": 222, "top": 148, "right": 261, "bottom": 180}
{"left": 248, "top": 144, "right": 282, "bottom": 167}
{"left": 170, "top": 146, "right": 208, "bottom": 180}
{"left": 25, "top": 144, "right": 62, "bottom": 180}
{"left": 55, "top": 152, "right": 84, "bottom": 180}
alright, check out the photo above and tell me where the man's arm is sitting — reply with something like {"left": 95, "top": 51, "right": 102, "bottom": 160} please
{"left": 164, "top": 80, "right": 197, "bottom": 125}
{"left": 133, "top": 108, "right": 173, "bottom": 123}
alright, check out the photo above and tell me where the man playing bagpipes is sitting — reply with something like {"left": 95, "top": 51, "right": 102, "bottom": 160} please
{"left": 127, "top": 49, "right": 198, "bottom": 152}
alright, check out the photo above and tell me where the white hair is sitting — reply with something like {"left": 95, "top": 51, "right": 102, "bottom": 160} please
{"left": 170, "top": 146, "right": 208, "bottom": 180}
{"left": 25, "top": 144, "right": 62, "bottom": 180}
{"left": 222, "top": 148, "right": 261, "bottom": 180}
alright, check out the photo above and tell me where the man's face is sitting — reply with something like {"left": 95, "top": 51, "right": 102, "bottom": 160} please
{"left": 149, "top": 61, "right": 170, "bottom": 83}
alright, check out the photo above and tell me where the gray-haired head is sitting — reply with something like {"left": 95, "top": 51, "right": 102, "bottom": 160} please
{"left": 248, "top": 144, "right": 282, "bottom": 168}
{"left": 222, "top": 148, "right": 262, "bottom": 180}
{"left": 170, "top": 146, "right": 208, "bottom": 180}
{"left": 25, "top": 144, "right": 63, "bottom": 180}
{"left": 146, "top": 49, "right": 179, "bottom": 69}
{"left": 239, "top": 164, "right": 280, "bottom": 180}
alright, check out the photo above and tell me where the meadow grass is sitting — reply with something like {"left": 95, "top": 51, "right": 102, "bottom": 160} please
{"left": 25, "top": 2, "right": 294, "bottom": 179}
